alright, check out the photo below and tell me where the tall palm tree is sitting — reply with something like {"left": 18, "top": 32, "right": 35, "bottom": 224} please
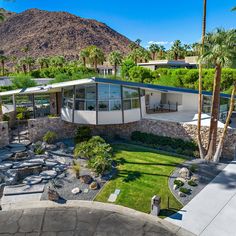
{"left": 202, "top": 29, "right": 236, "bottom": 161}
{"left": 80, "top": 48, "right": 90, "bottom": 67}
{"left": 24, "top": 57, "right": 35, "bottom": 72}
{"left": 0, "top": 50, "right": 7, "bottom": 76}
{"left": 149, "top": 44, "right": 160, "bottom": 60}
{"left": 88, "top": 46, "right": 105, "bottom": 71}
{"left": 108, "top": 51, "right": 123, "bottom": 77}
{"left": 159, "top": 45, "right": 166, "bottom": 59}
{"left": 197, "top": 0, "right": 207, "bottom": 159}
{"left": 213, "top": 83, "right": 236, "bottom": 162}
{"left": 37, "top": 57, "right": 49, "bottom": 70}
{"left": 170, "top": 40, "right": 183, "bottom": 60}
{"left": 128, "top": 48, "right": 142, "bottom": 64}
{"left": 49, "top": 56, "right": 65, "bottom": 68}
{"left": 141, "top": 49, "right": 151, "bottom": 62}
{"left": 19, "top": 58, "right": 28, "bottom": 74}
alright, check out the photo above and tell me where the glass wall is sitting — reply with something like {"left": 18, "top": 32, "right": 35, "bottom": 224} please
{"left": 123, "top": 86, "right": 140, "bottom": 110}
{"left": 75, "top": 85, "right": 96, "bottom": 111}
{"left": 98, "top": 84, "right": 121, "bottom": 111}
{"left": 34, "top": 94, "right": 50, "bottom": 117}
{"left": 63, "top": 86, "right": 74, "bottom": 109}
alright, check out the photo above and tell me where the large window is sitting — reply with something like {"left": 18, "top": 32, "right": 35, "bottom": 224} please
{"left": 63, "top": 86, "right": 74, "bottom": 109}
{"left": 123, "top": 87, "right": 140, "bottom": 110}
{"left": 98, "top": 84, "right": 121, "bottom": 111}
{"left": 75, "top": 85, "right": 96, "bottom": 111}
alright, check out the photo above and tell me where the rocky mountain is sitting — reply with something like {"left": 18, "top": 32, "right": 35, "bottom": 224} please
{"left": 0, "top": 8, "right": 132, "bottom": 59}
{"left": 0, "top": 8, "right": 15, "bottom": 21}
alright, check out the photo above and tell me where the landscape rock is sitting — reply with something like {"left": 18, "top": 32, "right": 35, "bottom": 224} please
{"left": 0, "top": 162, "right": 13, "bottom": 171}
{"left": 178, "top": 192, "right": 186, "bottom": 198}
{"left": 23, "top": 175, "right": 42, "bottom": 185}
{"left": 48, "top": 187, "right": 60, "bottom": 201}
{"left": 0, "top": 149, "right": 14, "bottom": 162}
{"left": 80, "top": 175, "right": 93, "bottom": 184}
{"left": 89, "top": 181, "right": 99, "bottom": 190}
{"left": 179, "top": 167, "right": 190, "bottom": 179}
{"left": 173, "top": 184, "right": 178, "bottom": 190}
{"left": 71, "top": 187, "right": 81, "bottom": 194}
{"left": 40, "top": 170, "right": 57, "bottom": 180}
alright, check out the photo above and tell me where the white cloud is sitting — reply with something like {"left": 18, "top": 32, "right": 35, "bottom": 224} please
{"left": 148, "top": 41, "right": 173, "bottom": 45}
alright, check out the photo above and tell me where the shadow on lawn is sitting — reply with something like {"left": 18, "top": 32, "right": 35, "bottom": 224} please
{"left": 159, "top": 208, "right": 182, "bottom": 218}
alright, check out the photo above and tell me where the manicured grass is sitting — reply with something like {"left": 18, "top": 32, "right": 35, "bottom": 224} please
{"left": 95, "top": 143, "right": 186, "bottom": 217}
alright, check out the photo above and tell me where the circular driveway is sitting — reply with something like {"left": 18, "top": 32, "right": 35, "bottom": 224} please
{"left": 0, "top": 205, "right": 182, "bottom": 236}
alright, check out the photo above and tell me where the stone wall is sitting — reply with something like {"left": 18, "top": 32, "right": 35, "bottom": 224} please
{"left": 28, "top": 117, "right": 236, "bottom": 159}
{"left": 0, "top": 121, "right": 9, "bottom": 148}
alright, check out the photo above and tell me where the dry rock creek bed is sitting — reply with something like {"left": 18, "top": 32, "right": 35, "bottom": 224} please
{"left": 0, "top": 141, "right": 114, "bottom": 205}
{"left": 169, "top": 158, "right": 229, "bottom": 205}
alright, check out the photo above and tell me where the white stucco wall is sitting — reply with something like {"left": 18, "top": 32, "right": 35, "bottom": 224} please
{"left": 182, "top": 93, "right": 198, "bottom": 111}
{"left": 141, "top": 96, "right": 146, "bottom": 117}
{"left": 98, "top": 110, "right": 122, "bottom": 125}
{"left": 146, "top": 92, "right": 162, "bottom": 109}
{"left": 74, "top": 111, "right": 96, "bottom": 125}
{"left": 61, "top": 107, "right": 73, "bottom": 123}
{"left": 124, "top": 109, "right": 141, "bottom": 123}
{"left": 165, "top": 93, "right": 182, "bottom": 105}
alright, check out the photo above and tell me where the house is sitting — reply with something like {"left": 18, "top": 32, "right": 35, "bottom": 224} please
{"left": 138, "top": 57, "right": 198, "bottom": 70}
{"left": 0, "top": 77, "right": 232, "bottom": 127}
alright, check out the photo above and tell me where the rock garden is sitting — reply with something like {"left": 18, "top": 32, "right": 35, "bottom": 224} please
{"left": 169, "top": 158, "right": 229, "bottom": 205}
{"left": 0, "top": 127, "right": 115, "bottom": 208}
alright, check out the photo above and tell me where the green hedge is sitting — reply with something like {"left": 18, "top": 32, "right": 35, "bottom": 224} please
{"left": 131, "top": 131, "right": 198, "bottom": 157}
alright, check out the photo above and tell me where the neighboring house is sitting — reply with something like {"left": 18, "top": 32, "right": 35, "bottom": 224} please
{"left": 0, "top": 77, "right": 54, "bottom": 87}
{"left": 138, "top": 57, "right": 198, "bottom": 70}
{"left": 97, "top": 66, "right": 120, "bottom": 76}
{"left": 0, "top": 77, "right": 233, "bottom": 127}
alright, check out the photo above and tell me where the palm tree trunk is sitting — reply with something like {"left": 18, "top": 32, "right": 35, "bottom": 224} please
{"left": 83, "top": 57, "right": 86, "bottom": 67}
{"left": 152, "top": 52, "right": 155, "bottom": 60}
{"left": 94, "top": 57, "right": 98, "bottom": 72}
{"left": 23, "top": 64, "right": 27, "bottom": 74}
{"left": 0, "top": 97, "right": 3, "bottom": 122}
{"left": 205, "top": 64, "right": 222, "bottom": 161}
{"left": 197, "top": 0, "right": 207, "bottom": 159}
{"left": 213, "top": 84, "right": 236, "bottom": 162}
{"left": 114, "top": 63, "right": 117, "bottom": 78}
{"left": 1, "top": 61, "right": 5, "bottom": 76}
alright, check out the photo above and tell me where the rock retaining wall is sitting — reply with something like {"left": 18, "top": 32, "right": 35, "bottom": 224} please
{"left": 0, "top": 121, "right": 9, "bottom": 148}
{"left": 28, "top": 117, "right": 236, "bottom": 159}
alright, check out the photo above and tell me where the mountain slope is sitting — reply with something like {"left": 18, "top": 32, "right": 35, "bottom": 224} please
{"left": 0, "top": 8, "right": 132, "bottom": 59}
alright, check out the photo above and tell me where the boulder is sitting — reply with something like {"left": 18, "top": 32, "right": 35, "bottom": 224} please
{"left": 48, "top": 187, "right": 60, "bottom": 201}
{"left": 89, "top": 181, "right": 99, "bottom": 190}
{"left": 14, "top": 152, "right": 28, "bottom": 160}
{"left": 0, "top": 149, "right": 14, "bottom": 162}
{"left": 80, "top": 175, "right": 93, "bottom": 184}
{"left": 191, "top": 175, "right": 199, "bottom": 182}
{"left": 179, "top": 167, "right": 190, "bottom": 179}
{"left": 46, "top": 144, "right": 57, "bottom": 151}
{"left": 0, "top": 162, "right": 13, "bottom": 171}
{"left": 11, "top": 146, "right": 27, "bottom": 154}
{"left": 71, "top": 187, "right": 81, "bottom": 195}
{"left": 178, "top": 191, "right": 186, "bottom": 198}
{"left": 173, "top": 184, "right": 178, "bottom": 190}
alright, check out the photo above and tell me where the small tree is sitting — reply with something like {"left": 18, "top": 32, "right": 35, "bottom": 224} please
{"left": 108, "top": 51, "right": 123, "bottom": 77}
{"left": 11, "top": 75, "right": 37, "bottom": 89}
{"left": 121, "top": 58, "right": 136, "bottom": 79}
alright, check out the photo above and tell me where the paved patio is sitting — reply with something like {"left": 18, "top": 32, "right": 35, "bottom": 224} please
{"left": 0, "top": 201, "right": 193, "bottom": 236}
{"left": 166, "top": 159, "right": 236, "bottom": 236}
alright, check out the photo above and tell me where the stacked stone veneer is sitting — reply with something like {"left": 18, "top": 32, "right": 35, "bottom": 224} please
{"left": 28, "top": 117, "right": 236, "bottom": 159}
{"left": 0, "top": 121, "right": 9, "bottom": 148}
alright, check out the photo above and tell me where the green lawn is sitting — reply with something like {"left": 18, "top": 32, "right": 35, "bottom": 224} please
{"left": 95, "top": 143, "right": 186, "bottom": 217}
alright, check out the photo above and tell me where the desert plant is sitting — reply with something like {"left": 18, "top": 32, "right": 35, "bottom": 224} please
{"left": 179, "top": 187, "right": 191, "bottom": 195}
{"left": 43, "top": 131, "right": 57, "bottom": 144}
{"left": 75, "top": 126, "right": 92, "bottom": 143}
{"left": 72, "top": 161, "right": 81, "bottom": 178}
{"left": 174, "top": 179, "right": 184, "bottom": 188}
{"left": 188, "top": 180, "right": 198, "bottom": 187}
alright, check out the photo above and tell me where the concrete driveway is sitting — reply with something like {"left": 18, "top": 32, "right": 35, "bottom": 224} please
{"left": 166, "top": 159, "right": 236, "bottom": 236}
{"left": 0, "top": 201, "right": 193, "bottom": 236}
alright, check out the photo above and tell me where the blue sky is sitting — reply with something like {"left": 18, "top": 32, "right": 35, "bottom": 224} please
{"left": 1, "top": 0, "right": 235, "bottom": 48}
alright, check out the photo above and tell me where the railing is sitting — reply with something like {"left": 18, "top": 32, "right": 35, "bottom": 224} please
{"left": 146, "top": 102, "right": 178, "bottom": 114}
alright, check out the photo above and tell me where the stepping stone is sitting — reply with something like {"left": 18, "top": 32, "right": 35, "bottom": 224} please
{"left": 12, "top": 161, "right": 42, "bottom": 169}
{"left": 3, "top": 184, "right": 45, "bottom": 196}
{"left": 0, "top": 149, "right": 14, "bottom": 162}
{"left": 23, "top": 175, "right": 42, "bottom": 185}
{"left": 108, "top": 193, "right": 117, "bottom": 203}
{"left": 40, "top": 170, "right": 57, "bottom": 180}
{"left": 11, "top": 146, "right": 27, "bottom": 154}
{"left": 8, "top": 143, "right": 27, "bottom": 149}
{"left": 27, "top": 158, "right": 45, "bottom": 165}
{"left": 45, "top": 160, "right": 58, "bottom": 168}
{"left": 114, "top": 189, "right": 121, "bottom": 196}
{"left": 0, "top": 162, "right": 13, "bottom": 171}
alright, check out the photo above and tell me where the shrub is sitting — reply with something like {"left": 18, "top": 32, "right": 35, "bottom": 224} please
{"left": 88, "top": 153, "right": 112, "bottom": 175}
{"left": 174, "top": 179, "right": 184, "bottom": 188}
{"left": 48, "top": 114, "right": 58, "bottom": 118}
{"left": 179, "top": 187, "right": 191, "bottom": 195}
{"left": 34, "top": 145, "right": 45, "bottom": 155}
{"left": 72, "top": 161, "right": 80, "bottom": 178}
{"left": 75, "top": 126, "right": 92, "bottom": 143}
{"left": 190, "top": 164, "right": 198, "bottom": 173}
{"left": 16, "top": 107, "right": 31, "bottom": 120}
{"left": 188, "top": 180, "right": 198, "bottom": 187}
{"left": 43, "top": 131, "right": 57, "bottom": 144}
{"left": 131, "top": 131, "right": 198, "bottom": 155}
{"left": 3, "top": 114, "right": 10, "bottom": 122}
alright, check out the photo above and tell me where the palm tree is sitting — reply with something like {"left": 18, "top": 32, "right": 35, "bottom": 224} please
{"left": 231, "top": 7, "right": 236, "bottom": 11}
{"left": 0, "top": 50, "right": 7, "bottom": 76}
{"left": 80, "top": 48, "right": 90, "bottom": 67}
{"left": 201, "top": 29, "right": 236, "bottom": 161}
{"left": 10, "top": 56, "right": 18, "bottom": 73}
{"left": 159, "top": 45, "right": 166, "bottom": 59}
{"left": 24, "top": 57, "right": 35, "bottom": 72}
{"left": 197, "top": 0, "right": 207, "bottom": 159}
{"left": 49, "top": 56, "right": 65, "bottom": 68}
{"left": 108, "top": 51, "right": 123, "bottom": 77}
{"left": 19, "top": 58, "right": 28, "bottom": 74}
{"left": 213, "top": 83, "right": 236, "bottom": 162}
{"left": 149, "top": 44, "right": 160, "bottom": 60}
{"left": 170, "top": 40, "right": 183, "bottom": 60}
{"left": 141, "top": 49, "right": 151, "bottom": 62}
{"left": 0, "top": 9, "right": 5, "bottom": 23}
{"left": 37, "top": 57, "right": 49, "bottom": 70}
{"left": 88, "top": 46, "right": 105, "bottom": 71}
